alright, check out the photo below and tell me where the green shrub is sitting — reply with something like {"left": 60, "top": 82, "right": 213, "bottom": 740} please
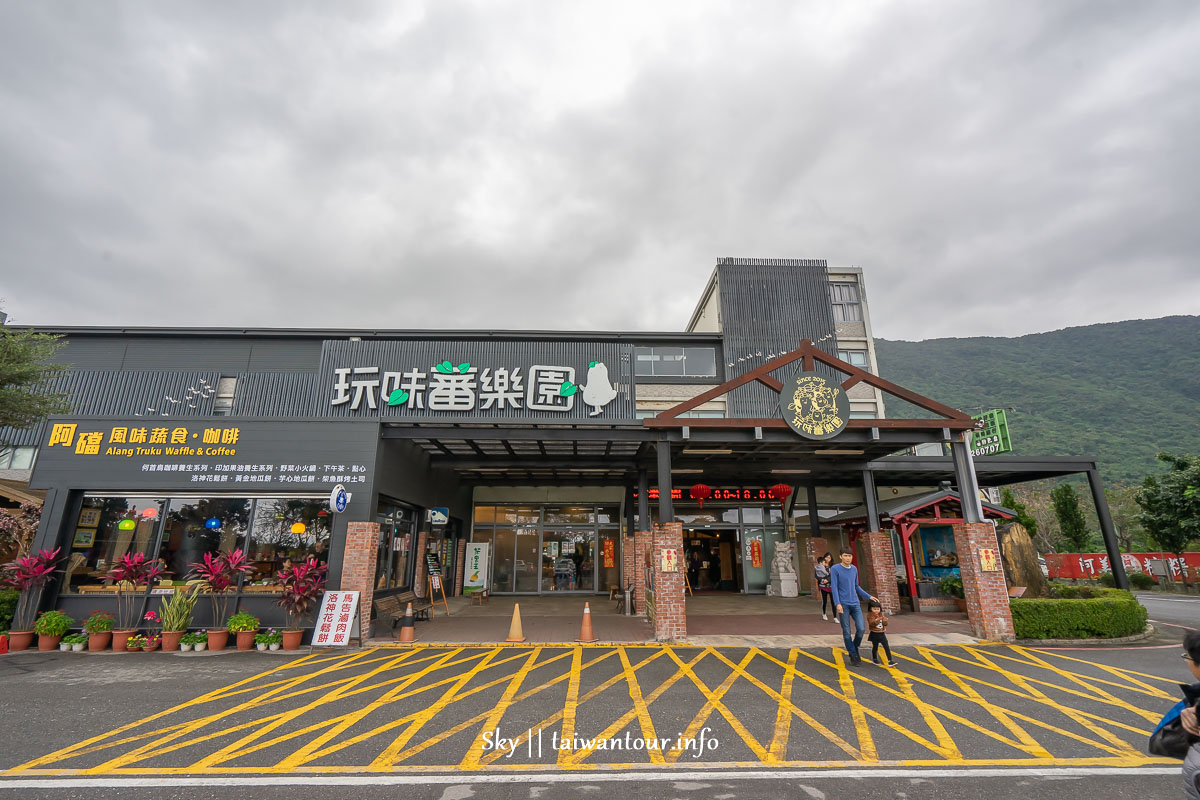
{"left": 0, "top": 588, "right": 17, "bottom": 631}
{"left": 938, "top": 575, "right": 964, "bottom": 598}
{"left": 1129, "top": 572, "right": 1156, "bottom": 590}
{"left": 1098, "top": 571, "right": 1116, "bottom": 587}
{"left": 1046, "top": 584, "right": 1130, "bottom": 600}
{"left": 33, "top": 609, "right": 73, "bottom": 637}
{"left": 1011, "top": 596, "right": 1147, "bottom": 639}
{"left": 226, "top": 612, "right": 259, "bottom": 633}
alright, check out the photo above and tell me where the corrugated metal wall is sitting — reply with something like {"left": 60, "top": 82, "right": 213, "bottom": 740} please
{"left": 716, "top": 258, "right": 839, "bottom": 417}
{"left": 231, "top": 372, "right": 321, "bottom": 417}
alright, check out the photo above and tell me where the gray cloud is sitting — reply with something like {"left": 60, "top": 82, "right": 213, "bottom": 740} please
{"left": 1, "top": 0, "right": 1197, "bottom": 340}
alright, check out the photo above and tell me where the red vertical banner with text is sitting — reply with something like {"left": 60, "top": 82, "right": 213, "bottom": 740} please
{"left": 603, "top": 539, "right": 615, "bottom": 568}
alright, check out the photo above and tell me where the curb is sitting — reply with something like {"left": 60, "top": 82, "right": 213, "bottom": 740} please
{"left": 1014, "top": 623, "right": 1157, "bottom": 647}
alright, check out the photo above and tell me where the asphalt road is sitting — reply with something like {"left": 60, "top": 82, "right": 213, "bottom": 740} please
{"left": 0, "top": 637, "right": 1190, "bottom": 799}
{"left": 1137, "top": 591, "right": 1200, "bottom": 636}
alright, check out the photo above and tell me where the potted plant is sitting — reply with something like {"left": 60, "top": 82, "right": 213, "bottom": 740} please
{"left": 228, "top": 611, "right": 260, "bottom": 651}
{"left": 179, "top": 632, "right": 199, "bottom": 651}
{"left": 266, "top": 629, "right": 283, "bottom": 651}
{"left": 188, "top": 549, "right": 254, "bottom": 652}
{"left": 34, "top": 609, "right": 73, "bottom": 651}
{"left": 938, "top": 575, "right": 967, "bottom": 612}
{"left": 277, "top": 557, "right": 328, "bottom": 651}
{"left": 255, "top": 630, "right": 270, "bottom": 651}
{"left": 143, "top": 633, "right": 161, "bottom": 652}
{"left": 158, "top": 584, "right": 201, "bottom": 652}
{"left": 107, "top": 553, "right": 168, "bottom": 651}
{"left": 126, "top": 633, "right": 147, "bottom": 652}
{"left": 0, "top": 548, "right": 64, "bottom": 652}
{"left": 193, "top": 630, "right": 208, "bottom": 652}
{"left": 83, "top": 610, "right": 115, "bottom": 652}
{"left": 64, "top": 633, "right": 88, "bottom": 652}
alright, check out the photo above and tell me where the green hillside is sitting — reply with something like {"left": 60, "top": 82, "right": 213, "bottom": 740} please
{"left": 874, "top": 316, "right": 1200, "bottom": 486}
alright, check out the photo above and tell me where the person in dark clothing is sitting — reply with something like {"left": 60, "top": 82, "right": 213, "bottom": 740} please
{"left": 813, "top": 552, "right": 835, "bottom": 621}
{"left": 1179, "top": 631, "right": 1200, "bottom": 798}
{"left": 866, "top": 599, "right": 895, "bottom": 667}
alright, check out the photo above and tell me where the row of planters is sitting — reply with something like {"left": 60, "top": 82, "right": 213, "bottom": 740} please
{"left": 1, "top": 547, "right": 327, "bottom": 654}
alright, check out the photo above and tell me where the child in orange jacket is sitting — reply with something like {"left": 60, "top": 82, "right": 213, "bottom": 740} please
{"left": 866, "top": 600, "right": 895, "bottom": 667}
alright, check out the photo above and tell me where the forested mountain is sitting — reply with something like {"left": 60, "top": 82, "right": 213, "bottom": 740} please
{"left": 874, "top": 316, "right": 1200, "bottom": 486}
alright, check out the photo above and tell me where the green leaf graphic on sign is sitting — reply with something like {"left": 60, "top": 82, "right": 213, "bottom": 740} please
{"left": 434, "top": 361, "right": 453, "bottom": 374}
{"left": 388, "top": 389, "right": 410, "bottom": 406}
{"left": 589, "top": 361, "right": 598, "bottom": 368}
{"left": 457, "top": 362, "right": 471, "bottom": 373}
{"left": 559, "top": 381, "right": 578, "bottom": 397}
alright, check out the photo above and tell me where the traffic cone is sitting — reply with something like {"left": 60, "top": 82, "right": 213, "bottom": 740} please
{"left": 397, "top": 602, "right": 416, "bottom": 643}
{"left": 576, "top": 602, "right": 597, "bottom": 643}
{"left": 505, "top": 603, "right": 527, "bottom": 643}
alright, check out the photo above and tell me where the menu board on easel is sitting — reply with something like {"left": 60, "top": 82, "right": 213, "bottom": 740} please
{"left": 426, "top": 553, "right": 449, "bottom": 616}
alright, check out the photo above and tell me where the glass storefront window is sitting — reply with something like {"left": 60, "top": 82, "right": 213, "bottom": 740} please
{"left": 544, "top": 505, "right": 593, "bottom": 524}
{"left": 63, "top": 497, "right": 167, "bottom": 594}
{"left": 245, "top": 499, "right": 332, "bottom": 585}
{"left": 375, "top": 501, "right": 417, "bottom": 591}
{"left": 741, "top": 507, "right": 763, "bottom": 524}
{"left": 596, "top": 506, "right": 619, "bottom": 524}
{"left": 161, "top": 498, "right": 253, "bottom": 584}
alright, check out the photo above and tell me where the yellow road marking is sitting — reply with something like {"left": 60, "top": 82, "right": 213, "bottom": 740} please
{"left": 768, "top": 648, "right": 799, "bottom": 762}
{"left": 663, "top": 648, "right": 769, "bottom": 762}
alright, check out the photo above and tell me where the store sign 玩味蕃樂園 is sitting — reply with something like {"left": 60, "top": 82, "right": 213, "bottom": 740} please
{"left": 29, "top": 419, "right": 379, "bottom": 493}
{"left": 318, "top": 340, "right": 636, "bottom": 420}
{"left": 778, "top": 369, "right": 849, "bottom": 440}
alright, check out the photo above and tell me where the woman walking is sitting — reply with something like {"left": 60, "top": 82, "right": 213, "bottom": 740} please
{"left": 814, "top": 552, "right": 836, "bottom": 622}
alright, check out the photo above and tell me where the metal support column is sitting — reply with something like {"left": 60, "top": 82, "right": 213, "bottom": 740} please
{"left": 807, "top": 482, "right": 821, "bottom": 540}
{"left": 949, "top": 436, "right": 985, "bottom": 523}
{"left": 656, "top": 441, "right": 674, "bottom": 525}
{"left": 862, "top": 469, "right": 880, "bottom": 532}
{"left": 1088, "top": 468, "right": 1130, "bottom": 591}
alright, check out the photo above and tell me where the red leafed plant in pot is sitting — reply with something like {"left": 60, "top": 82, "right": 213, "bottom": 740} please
{"left": 188, "top": 549, "right": 254, "bottom": 652}
{"left": 106, "top": 553, "right": 168, "bottom": 651}
{"left": 277, "top": 557, "right": 328, "bottom": 651}
{"left": 0, "top": 548, "right": 64, "bottom": 652}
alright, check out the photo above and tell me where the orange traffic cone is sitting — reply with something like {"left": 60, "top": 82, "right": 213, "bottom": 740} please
{"left": 397, "top": 602, "right": 416, "bottom": 643}
{"left": 505, "top": 603, "right": 527, "bottom": 643}
{"left": 576, "top": 602, "right": 597, "bottom": 643}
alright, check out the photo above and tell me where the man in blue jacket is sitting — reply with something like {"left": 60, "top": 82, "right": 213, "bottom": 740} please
{"left": 830, "top": 547, "right": 878, "bottom": 666}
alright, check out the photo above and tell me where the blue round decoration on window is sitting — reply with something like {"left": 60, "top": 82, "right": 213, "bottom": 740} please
{"left": 205, "top": 518, "right": 221, "bottom": 530}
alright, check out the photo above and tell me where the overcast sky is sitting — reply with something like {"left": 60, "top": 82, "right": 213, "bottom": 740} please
{"left": 1, "top": 1, "right": 1197, "bottom": 341}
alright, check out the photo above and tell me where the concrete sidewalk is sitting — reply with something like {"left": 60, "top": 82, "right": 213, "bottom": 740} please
{"left": 367, "top": 592, "right": 976, "bottom": 647}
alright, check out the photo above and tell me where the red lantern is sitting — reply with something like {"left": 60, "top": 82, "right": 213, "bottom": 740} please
{"left": 689, "top": 483, "right": 713, "bottom": 509}
{"left": 768, "top": 483, "right": 793, "bottom": 510}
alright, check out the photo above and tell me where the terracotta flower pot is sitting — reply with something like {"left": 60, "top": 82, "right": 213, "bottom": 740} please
{"left": 236, "top": 629, "right": 259, "bottom": 651}
{"left": 38, "top": 634, "right": 63, "bottom": 651}
{"left": 8, "top": 631, "right": 35, "bottom": 652}
{"left": 126, "top": 643, "right": 142, "bottom": 652}
{"left": 954, "top": 597, "right": 967, "bottom": 613}
{"left": 160, "top": 631, "right": 184, "bottom": 652}
{"left": 282, "top": 630, "right": 304, "bottom": 651}
{"left": 112, "top": 630, "right": 136, "bottom": 652}
{"left": 88, "top": 632, "right": 112, "bottom": 652}
{"left": 207, "top": 629, "right": 229, "bottom": 652}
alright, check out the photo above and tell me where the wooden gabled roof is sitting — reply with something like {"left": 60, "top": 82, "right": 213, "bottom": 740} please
{"left": 643, "top": 339, "right": 977, "bottom": 432}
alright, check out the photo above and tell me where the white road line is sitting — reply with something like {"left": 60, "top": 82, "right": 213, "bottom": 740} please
{"left": 0, "top": 767, "right": 1179, "bottom": 789}
{"left": 1137, "top": 595, "right": 1200, "bottom": 603}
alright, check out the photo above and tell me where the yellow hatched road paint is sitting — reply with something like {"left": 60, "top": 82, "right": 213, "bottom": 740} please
{"left": 2, "top": 643, "right": 1181, "bottom": 776}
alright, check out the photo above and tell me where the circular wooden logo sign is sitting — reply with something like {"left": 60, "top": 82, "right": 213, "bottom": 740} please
{"left": 778, "top": 370, "right": 850, "bottom": 440}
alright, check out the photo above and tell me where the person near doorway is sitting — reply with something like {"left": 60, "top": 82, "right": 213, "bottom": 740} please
{"left": 688, "top": 549, "right": 702, "bottom": 591}
{"left": 1175, "top": 631, "right": 1200, "bottom": 799}
{"left": 866, "top": 599, "right": 895, "bottom": 667}
{"left": 814, "top": 552, "right": 836, "bottom": 622}
{"left": 554, "top": 555, "right": 576, "bottom": 591}
{"left": 831, "top": 547, "right": 877, "bottom": 666}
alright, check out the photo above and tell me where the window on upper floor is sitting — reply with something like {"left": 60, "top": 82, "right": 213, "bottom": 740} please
{"left": 634, "top": 347, "right": 717, "bottom": 378}
{"left": 837, "top": 349, "right": 870, "bottom": 370}
{"left": 213, "top": 376, "right": 237, "bottom": 416}
{"left": 830, "top": 283, "right": 862, "bottom": 322}
{"left": 635, "top": 409, "right": 725, "bottom": 420}
{"left": 0, "top": 445, "right": 36, "bottom": 470}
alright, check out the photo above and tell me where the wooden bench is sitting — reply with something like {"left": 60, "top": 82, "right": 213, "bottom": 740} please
{"left": 374, "top": 591, "right": 432, "bottom": 634}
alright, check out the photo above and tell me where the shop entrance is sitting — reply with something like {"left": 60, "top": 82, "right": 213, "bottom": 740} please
{"left": 683, "top": 529, "right": 742, "bottom": 592}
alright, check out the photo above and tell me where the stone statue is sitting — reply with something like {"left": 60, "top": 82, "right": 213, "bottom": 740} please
{"left": 768, "top": 541, "right": 799, "bottom": 597}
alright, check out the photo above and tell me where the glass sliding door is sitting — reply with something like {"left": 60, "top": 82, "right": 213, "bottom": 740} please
{"left": 541, "top": 529, "right": 595, "bottom": 592}
{"left": 514, "top": 528, "right": 540, "bottom": 593}
{"left": 741, "top": 528, "right": 788, "bottom": 594}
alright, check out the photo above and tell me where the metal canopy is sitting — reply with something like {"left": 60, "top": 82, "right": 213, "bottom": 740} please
{"left": 380, "top": 424, "right": 1096, "bottom": 488}
{"left": 825, "top": 488, "right": 1015, "bottom": 525}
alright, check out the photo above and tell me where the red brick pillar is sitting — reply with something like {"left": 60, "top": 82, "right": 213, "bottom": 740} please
{"left": 342, "top": 522, "right": 380, "bottom": 642}
{"left": 631, "top": 530, "right": 650, "bottom": 615}
{"left": 650, "top": 523, "right": 686, "bottom": 641}
{"left": 805, "top": 536, "right": 828, "bottom": 594}
{"left": 859, "top": 531, "right": 901, "bottom": 615}
{"left": 454, "top": 538, "right": 467, "bottom": 596}
{"left": 953, "top": 522, "right": 1015, "bottom": 642}
{"left": 413, "top": 529, "right": 428, "bottom": 598}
